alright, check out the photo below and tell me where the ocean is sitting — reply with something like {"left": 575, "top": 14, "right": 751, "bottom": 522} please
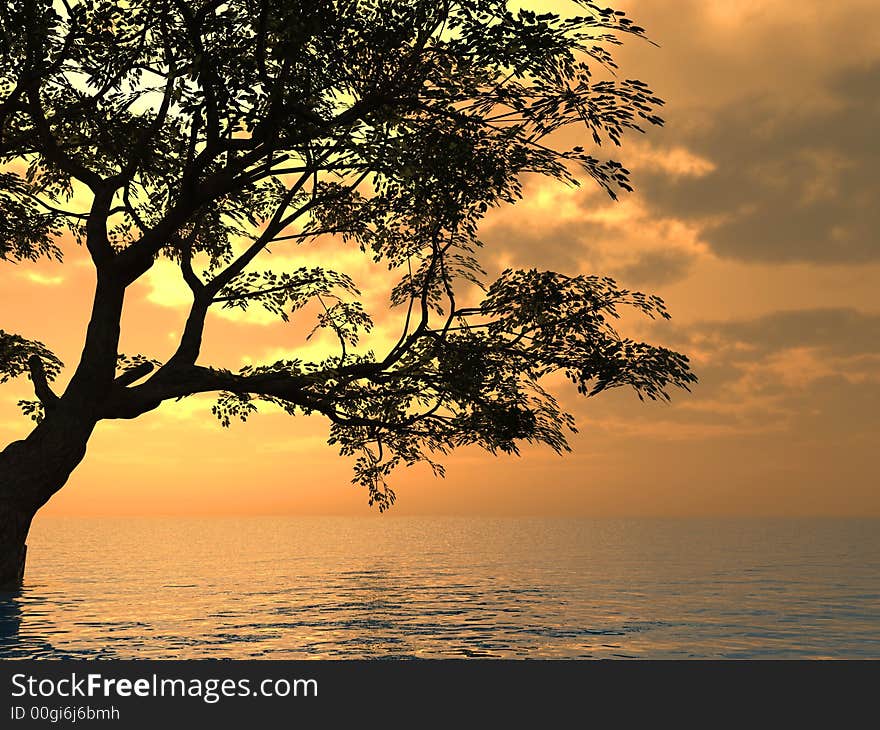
{"left": 1, "top": 517, "right": 877, "bottom": 659}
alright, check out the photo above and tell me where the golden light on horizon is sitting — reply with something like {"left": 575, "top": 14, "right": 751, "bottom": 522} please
{"left": 1, "top": 0, "right": 877, "bottom": 521}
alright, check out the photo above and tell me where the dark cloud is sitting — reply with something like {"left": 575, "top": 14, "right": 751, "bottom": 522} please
{"left": 696, "top": 307, "right": 880, "bottom": 357}
{"left": 614, "top": 249, "right": 695, "bottom": 287}
{"left": 564, "top": 307, "right": 880, "bottom": 451}
{"left": 594, "top": 1, "right": 880, "bottom": 265}
{"left": 479, "top": 216, "right": 697, "bottom": 287}
{"left": 634, "top": 63, "right": 880, "bottom": 263}
{"left": 479, "top": 220, "right": 596, "bottom": 276}
{"left": 784, "top": 373, "right": 880, "bottom": 436}
{"left": 676, "top": 309, "right": 880, "bottom": 429}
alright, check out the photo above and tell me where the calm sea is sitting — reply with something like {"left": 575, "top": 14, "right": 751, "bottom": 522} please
{"left": 1, "top": 517, "right": 877, "bottom": 659}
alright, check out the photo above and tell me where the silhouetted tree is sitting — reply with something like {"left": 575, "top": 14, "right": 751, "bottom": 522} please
{"left": 0, "top": 0, "right": 696, "bottom": 588}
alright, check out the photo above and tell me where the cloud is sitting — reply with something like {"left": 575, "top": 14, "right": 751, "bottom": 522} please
{"left": 605, "top": 0, "right": 880, "bottom": 266}
{"left": 636, "top": 65, "right": 880, "bottom": 263}
{"left": 687, "top": 307, "right": 880, "bottom": 359}
{"left": 23, "top": 272, "right": 64, "bottom": 286}
{"left": 478, "top": 181, "right": 707, "bottom": 287}
{"left": 614, "top": 249, "right": 696, "bottom": 287}
{"left": 624, "top": 142, "right": 716, "bottom": 179}
{"left": 560, "top": 306, "right": 880, "bottom": 450}
{"left": 620, "top": 0, "right": 880, "bottom": 107}
{"left": 679, "top": 309, "right": 880, "bottom": 433}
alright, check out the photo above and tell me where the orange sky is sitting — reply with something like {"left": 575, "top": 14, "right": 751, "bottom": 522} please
{"left": 2, "top": 0, "right": 878, "bottom": 517}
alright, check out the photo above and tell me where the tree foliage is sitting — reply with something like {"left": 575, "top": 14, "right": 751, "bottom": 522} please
{"left": 0, "top": 0, "right": 696, "bottom": 510}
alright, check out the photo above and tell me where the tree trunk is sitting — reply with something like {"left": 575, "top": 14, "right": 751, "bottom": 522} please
{"left": 0, "top": 503, "right": 31, "bottom": 591}
{"left": 0, "top": 411, "right": 95, "bottom": 590}
{"left": 0, "top": 272, "right": 126, "bottom": 589}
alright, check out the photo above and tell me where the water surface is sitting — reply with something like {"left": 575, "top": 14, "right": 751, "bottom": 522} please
{"left": 1, "top": 517, "right": 877, "bottom": 659}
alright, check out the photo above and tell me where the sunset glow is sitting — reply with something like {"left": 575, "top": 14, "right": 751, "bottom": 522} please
{"left": 2, "top": 0, "right": 877, "bottom": 519}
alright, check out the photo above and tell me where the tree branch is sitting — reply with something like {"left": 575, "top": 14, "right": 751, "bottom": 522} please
{"left": 25, "top": 87, "right": 103, "bottom": 191}
{"left": 118, "top": 32, "right": 178, "bottom": 183}
{"left": 113, "top": 361, "right": 155, "bottom": 387}
{"left": 84, "top": 187, "right": 118, "bottom": 268}
{"left": 27, "top": 355, "right": 59, "bottom": 409}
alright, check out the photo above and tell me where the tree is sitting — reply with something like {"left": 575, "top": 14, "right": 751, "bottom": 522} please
{"left": 0, "top": 0, "right": 696, "bottom": 589}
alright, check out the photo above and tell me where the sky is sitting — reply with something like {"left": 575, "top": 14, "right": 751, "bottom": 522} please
{"left": 2, "top": 0, "right": 878, "bottom": 517}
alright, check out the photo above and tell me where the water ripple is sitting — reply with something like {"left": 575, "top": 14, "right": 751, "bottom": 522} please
{"left": 0, "top": 517, "right": 878, "bottom": 659}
